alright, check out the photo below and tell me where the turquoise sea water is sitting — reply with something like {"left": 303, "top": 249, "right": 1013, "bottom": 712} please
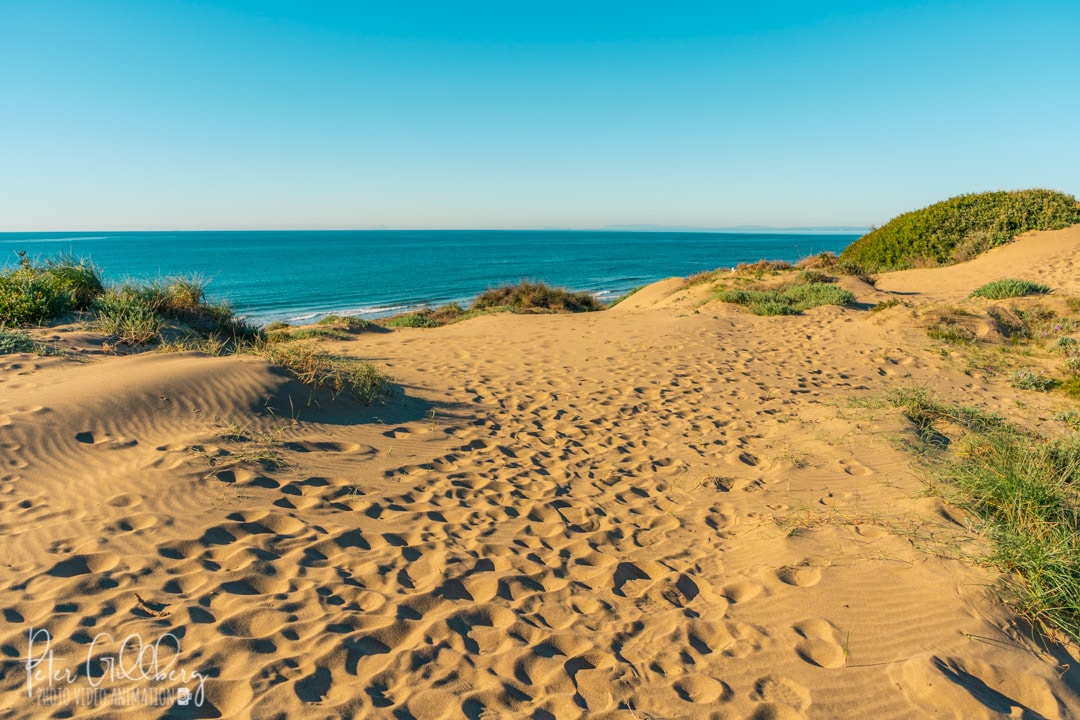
{"left": 0, "top": 231, "right": 859, "bottom": 324}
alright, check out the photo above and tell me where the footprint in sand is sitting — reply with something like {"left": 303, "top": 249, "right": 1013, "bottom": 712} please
{"left": 792, "top": 618, "right": 847, "bottom": 668}
{"left": 839, "top": 459, "right": 873, "bottom": 476}
{"left": 673, "top": 674, "right": 731, "bottom": 704}
{"left": 283, "top": 439, "right": 370, "bottom": 454}
{"left": 722, "top": 578, "right": 764, "bottom": 604}
{"left": 777, "top": 562, "right": 823, "bottom": 588}
{"left": 753, "top": 674, "right": 811, "bottom": 711}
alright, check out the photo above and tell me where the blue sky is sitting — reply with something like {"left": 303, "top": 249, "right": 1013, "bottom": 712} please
{"left": 1, "top": 0, "right": 1078, "bottom": 230}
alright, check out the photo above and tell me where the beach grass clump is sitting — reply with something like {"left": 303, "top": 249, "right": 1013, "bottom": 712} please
{"left": 1009, "top": 370, "right": 1057, "bottom": 392}
{"left": 926, "top": 322, "right": 977, "bottom": 345}
{"left": 871, "top": 299, "right": 906, "bottom": 313}
{"left": 948, "top": 430, "right": 1080, "bottom": 641}
{"left": 734, "top": 260, "right": 793, "bottom": 276}
{"left": 93, "top": 276, "right": 256, "bottom": 347}
{"left": 0, "top": 328, "right": 37, "bottom": 355}
{"left": 841, "top": 190, "right": 1080, "bottom": 272}
{"left": 887, "top": 387, "right": 1007, "bottom": 440}
{"left": 266, "top": 326, "right": 350, "bottom": 343}
{"left": 384, "top": 311, "right": 444, "bottom": 328}
{"left": 93, "top": 288, "right": 165, "bottom": 345}
{"left": 970, "top": 279, "right": 1052, "bottom": 300}
{"left": 1058, "top": 356, "right": 1080, "bottom": 378}
{"left": 259, "top": 341, "right": 392, "bottom": 403}
{"left": 380, "top": 283, "right": 601, "bottom": 329}
{"left": 715, "top": 281, "right": 855, "bottom": 316}
{"left": 472, "top": 281, "right": 603, "bottom": 313}
{"left": 317, "top": 315, "right": 371, "bottom": 331}
{"left": 608, "top": 285, "right": 644, "bottom": 306}
{"left": 888, "top": 388, "right": 1080, "bottom": 641}
{"left": 0, "top": 253, "right": 104, "bottom": 326}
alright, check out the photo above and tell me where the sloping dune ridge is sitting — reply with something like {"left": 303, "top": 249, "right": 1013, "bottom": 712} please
{"left": 2, "top": 227, "right": 1080, "bottom": 719}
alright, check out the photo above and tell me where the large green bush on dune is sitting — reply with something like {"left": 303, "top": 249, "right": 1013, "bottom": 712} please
{"left": 840, "top": 190, "right": 1080, "bottom": 272}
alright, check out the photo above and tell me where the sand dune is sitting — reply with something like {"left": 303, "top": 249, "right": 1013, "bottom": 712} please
{"left": 2, "top": 228, "right": 1080, "bottom": 718}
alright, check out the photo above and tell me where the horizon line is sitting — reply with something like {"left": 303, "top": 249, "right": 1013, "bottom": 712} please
{"left": 0, "top": 225, "right": 870, "bottom": 235}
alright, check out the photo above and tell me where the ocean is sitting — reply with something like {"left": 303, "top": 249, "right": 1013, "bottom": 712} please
{"left": 0, "top": 230, "right": 860, "bottom": 325}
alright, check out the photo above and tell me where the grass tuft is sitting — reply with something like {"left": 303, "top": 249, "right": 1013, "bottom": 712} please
{"left": 259, "top": 341, "right": 392, "bottom": 404}
{"left": 888, "top": 388, "right": 1080, "bottom": 642}
{"left": 472, "top": 281, "right": 603, "bottom": 313}
{"left": 0, "top": 253, "right": 104, "bottom": 326}
{"left": 971, "top": 279, "right": 1052, "bottom": 300}
{"left": 1009, "top": 370, "right": 1057, "bottom": 392}
{"left": 715, "top": 281, "right": 855, "bottom": 316}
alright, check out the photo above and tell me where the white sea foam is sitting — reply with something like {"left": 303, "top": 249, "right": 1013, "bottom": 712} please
{"left": 284, "top": 303, "right": 415, "bottom": 324}
{"left": 3, "top": 236, "right": 111, "bottom": 243}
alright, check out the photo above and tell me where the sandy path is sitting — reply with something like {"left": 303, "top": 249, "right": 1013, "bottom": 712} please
{"left": 1, "top": 228, "right": 1079, "bottom": 718}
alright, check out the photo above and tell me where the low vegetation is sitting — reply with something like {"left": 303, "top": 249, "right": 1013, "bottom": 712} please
{"left": 919, "top": 294, "right": 1080, "bottom": 397}
{"left": 715, "top": 280, "right": 856, "bottom": 316}
{"left": 0, "top": 252, "right": 103, "bottom": 325}
{"left": 380, "top": 281, "right": 603, "bottom": 328}
{"left": 970, "top": 279, "right": 1052, "bottom": 300}
{"left": 0, "top": 253, "right": 393, "bottom": 405}
{"left": 841, "top": 190, "right": 1080, "bottom": 272}
{"left": 0, "top": 328, "right": 37, "bottom": 355}
{"left": 888, "top": 387, "right": 1080, "bottom": 643}
{"left": 259, "top": 341, "right": 392, "bottom": 403}
{"left": 607, "top": 285, "right": 644, "bottom": 307}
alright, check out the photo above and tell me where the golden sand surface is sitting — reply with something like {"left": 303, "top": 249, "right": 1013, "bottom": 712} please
{"left": 2, "top": 227, "right": 1080, "bottom": 719}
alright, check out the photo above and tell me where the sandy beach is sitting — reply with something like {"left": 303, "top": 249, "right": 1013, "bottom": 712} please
{"left": 2, "top": 226, "right": 1080, "bottom": 719}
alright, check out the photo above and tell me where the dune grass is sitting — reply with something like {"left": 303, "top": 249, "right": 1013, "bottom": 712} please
{"left": 258, "top": 340, "right": 392, "bottom": 404}
{"left": 715, "top": 281, "right": 856, "bottom": 316}
{"left": 607, "top": 285, "right": 644, "bottom": 307}
{"left": 841, "top": 190, "right": 1080, "bottom": 272}
{"left": 1, "top": 252, "right": 394, "bottom": 405}
{"left": 970, "top": 279, "right": 1052, "bottom": 300}
{"left": 0, "top": 253, "right": 104, "bottom": 326}
{"left": 888, "top": 387, "right": 1080, "bottom": 642}
{"left": 471, "top": 281, "right": 603, "bottom": 313}
{"left": 380, "top": 282, "right": 603, "bottom": 329}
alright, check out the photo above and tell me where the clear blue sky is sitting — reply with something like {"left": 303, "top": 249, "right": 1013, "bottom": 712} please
{"left": 2, "top": 0, "right": 1077, "bottom": 231}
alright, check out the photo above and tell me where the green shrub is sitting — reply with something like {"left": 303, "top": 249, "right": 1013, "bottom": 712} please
{"left": 472, "top": 281, "right": 602, "bottom": 313}
{"left": 0, "top": 328, "right": 36, "bottom": 354}
{"left": 1009, "top": 370, "right": 1057, "bottom": 392}
{"left": 835, "top": 259, "right": 876, "bottom": 285}
{"left": 715, "top": 282, "right": 855, "bottom": 316}
{"left": 970, "top": 279, "right": 1052, "bottom": 300}
{"left": 841, "top": 190, "right": 1080, "bottom": 271}
{"left": 0, "top": 253, "right": 103, "bottom": 326}
{"left": 93, "top": 289, "right": 164, "bottom": 345}
{"left": 796, "top": 269, "right": 834, "bottom": 285}
{"left": 317, "top": 315, "right": 371, "bottom": 331}
{"left": 385, "top": 312, "right": 441, "bottom": 328}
